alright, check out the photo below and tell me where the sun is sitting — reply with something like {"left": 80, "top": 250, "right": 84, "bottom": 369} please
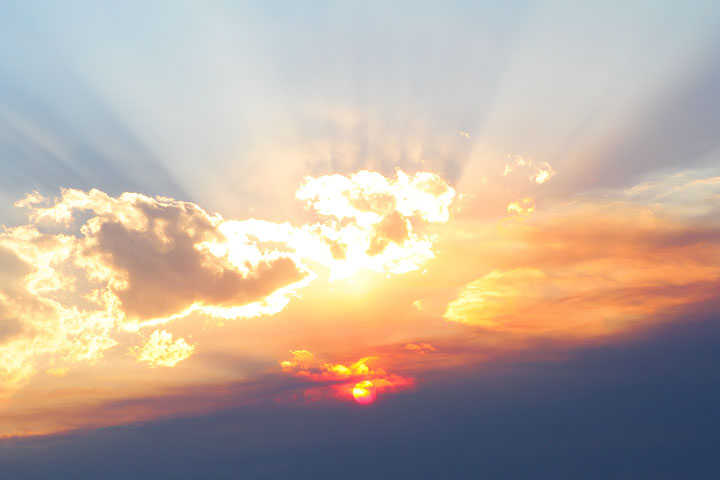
{"left": 352, "top": 380, "right": 377, "bottom": 404}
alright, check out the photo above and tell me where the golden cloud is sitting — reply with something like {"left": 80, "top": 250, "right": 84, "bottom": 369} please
{"left": 294, "top": 169, "right": 455, "bottom": 278}
{"left": 278, "top": 350, "right": 415, "bottom": 403}
{"left": 0, "top": 169, "right": 455, "bottom": 401}
{"left": 507, "top": 197, "right": 535, "bottom": 217}
{"left": 445, "top": 200, "right": 720, "bottom": 338}
{"left": 130, "top": 330, "right": 196, "bottom": 367}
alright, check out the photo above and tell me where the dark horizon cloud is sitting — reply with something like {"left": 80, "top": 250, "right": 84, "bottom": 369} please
{"left": 3, "top": 301, "right": 720, "bottom": 479}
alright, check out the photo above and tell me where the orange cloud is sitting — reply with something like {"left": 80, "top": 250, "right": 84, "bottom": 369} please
{"left": 5, "top": 163, "right": 715, "bottom": 438}
{"left": 0, "top": 169, "right": 452, "bottom": 407}
{"left": 445, "top": 200, "right": 720, "bottom": 338}
{"left": 278, "top": 350, "right": 415, "bottom": 403}
{"left": 130, "top": 330, "right": 196, "bottom": 367}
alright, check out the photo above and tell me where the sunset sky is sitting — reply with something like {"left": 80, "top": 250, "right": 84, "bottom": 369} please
{"left": 1, "top": 1, "right": 720, "bottom": 478}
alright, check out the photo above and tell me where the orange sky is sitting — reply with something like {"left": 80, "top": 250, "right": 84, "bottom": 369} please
{"left": 1, "top": 163, "right": 718, "bottom": 437}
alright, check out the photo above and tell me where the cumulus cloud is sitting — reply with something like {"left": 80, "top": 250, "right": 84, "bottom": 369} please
{"left": 130, "top": 330, "right": 196, "bottom": 367}
{"left": 295, "top": 169, "right": 455, "bottom": 278}
{"left": 12, "top": 189, "right": 312, "bottom": 327}
{"left": 507, "top": 197, "right": 535, "bottom": 217}
{"left": 0, "top": 230, "right": 118, "bottom": 400}
{"left": 503, "top": 155, "right": 556, "bottom": 184}
{"left": 0, "top": 169, "right": 455, "bottom": 400}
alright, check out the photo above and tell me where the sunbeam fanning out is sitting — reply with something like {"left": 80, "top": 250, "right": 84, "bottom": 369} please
{"left": 1, "top": 2, "right": 720, "bottom": 478}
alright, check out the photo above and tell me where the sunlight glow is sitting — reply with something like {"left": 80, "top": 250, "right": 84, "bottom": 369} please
{"left": 352, "top": 380, "right": 377, "bottom": 404}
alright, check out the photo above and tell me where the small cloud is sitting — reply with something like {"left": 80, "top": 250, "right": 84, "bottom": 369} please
{"left": 507, "top": 197, "right": 535, "bottom": 217}
{"left": 279, "top": 349, "right": 314, "bottom": 371}
{"left": 130, "top": 330, "right": 196, "bottom": 367}
{"left": 503, "top": 155, "right": 556, "bottom": 185}
{"left": 404, "top": 343, "right": 436, "bottom": 354}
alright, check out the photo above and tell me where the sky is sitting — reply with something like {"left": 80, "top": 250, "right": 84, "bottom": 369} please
{"left": 1, "top": 0, "right": 720, "bottom": 478}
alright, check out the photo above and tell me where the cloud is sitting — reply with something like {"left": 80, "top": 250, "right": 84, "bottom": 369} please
{"left": 292, "top": 169, "right": 455, "bottom": 279}
{"left": 130, "top": 330, "right": 196, "bottom": 367}
{"left": 279, "top": 349, "right": 315, "bottom": 371}
{"left": 12, "top": 189, "right": 312, "bottom": 327}
{"left": 445, "top": 198, "right": 720, "bottom": 338}
{"left": 507, "top": 197, "right": 535, "bottom": 217}
{"left": 0, "top": 169, "right": 454, "bottom": 405}
{"left": 622, "top": 169, "right": 720, "bottom": 217}
{"left": 0, "top": 231, "right": 119, "bottom": 401}
{"left": 297, "top": 169, "right": 455, "bottom": 224}
{"left": 503, "top": 155, "right": 556, "bottom": 184}
{"left": 278, "top": 350, "right": 415, "bottom": 403}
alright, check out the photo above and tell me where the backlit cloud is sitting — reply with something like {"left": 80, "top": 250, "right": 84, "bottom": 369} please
{"left": 0, "top": 169, "right": 454, "bottom": 404}
{"left": 279, "top": 350, "right": 415, "bottom": 403}
{"left": 130, "top": 330, "right": 196, "bottom": 367}
{"left": 293, "top": 169, "right": 455, "bottom": 278}
{"left": 13, "top": 189, "right": 311, "bottom": 329}
{"left": 3, "top": 162, "right": 716, "bottom": 436}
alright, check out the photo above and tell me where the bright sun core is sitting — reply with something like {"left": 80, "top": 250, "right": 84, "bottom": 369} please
{"left": 352, "top": 381, "right": 377, "bottom": 404}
